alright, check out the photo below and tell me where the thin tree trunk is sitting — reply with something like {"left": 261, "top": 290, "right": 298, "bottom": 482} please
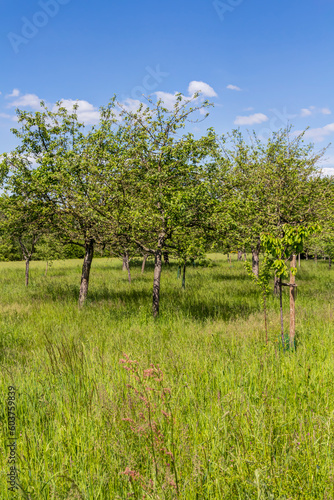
{"left": 306, "top": 251, "right": 308, "bottom": 261}
{"left": 263, "top": 293, "right": 268, "bottom": 344}
{"left": 298, "top": 253, "right": 301, "bottom": 268}
{"left": 237, "top": 250, "right": 242, "bottom": 261}
{"left": 125, "top": 252, "right": 131, "bottom": 284}
{"left": 243, "top": 252, "right": 247, "bottom": 261}
{"left": 19, "top": 236, "right": 37, "bottom": 288}
{"left": 122, "top": 255, "right": 127, "bottom": 271}
{"left": 141, "top": 254, "right": 148, "bottom": 273}
{"left": 152, "top": 249, "right": 162, "bottom": 318}
{"left": 252, "top": 248, "right": 260, "bottom": 278}
{"left": 163, "top": 252, "right": 170, "bottom": 265}
{"left": 279, "top": 277, "right": 285, "bottom": 351}
{"left": 45, "top": 261, "right": 48, "bottom": 277}
{"left": 289, "top": 254, "right": 296, "bottom": 350}
{"left": 25, "top": 259, "right": 30, "bottom": 287}
{"left": 78, "top": 239, "right": 94, "bottom": 308}
{"left": 274, "top": 274, "right": 279, "bottom": 296}
{"left": 182, "top": 262, "right": 186, "bottom": 289}
{"left": 329, "top": 256, "right": 332, "bottom": 270}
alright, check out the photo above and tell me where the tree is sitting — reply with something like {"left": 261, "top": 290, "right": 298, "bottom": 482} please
{"left": 170, "top": 229, "right": 208, "bottom": 289}
{"left": 220, "top": 127, "right": 329, "bottom": 278}
{"left": 35, "top": 233, "right": 67, "bottom": 275}
{"left": 262, "top": 224, "right": 320, "bottom": 350}
{"left": 109, "top": 94, "right": 219, "bottom": 317}
{"left": 0, "top": 194, "right": 51, "bottom": 286}
{"left": 1, "top": 101, "right": 112, "bottom": 306}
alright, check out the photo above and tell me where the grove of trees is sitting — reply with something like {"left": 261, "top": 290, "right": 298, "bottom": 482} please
{"left": 1, "top": 94, "right": 333, "bottom": 327}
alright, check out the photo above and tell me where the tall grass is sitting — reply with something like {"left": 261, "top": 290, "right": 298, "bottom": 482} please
{"left": 0, "top": 255, "right": 333, "bottom": 498}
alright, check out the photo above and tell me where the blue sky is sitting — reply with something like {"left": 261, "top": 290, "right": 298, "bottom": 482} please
{"left": 1, "top": 0, "right": 334, "bottom": 171}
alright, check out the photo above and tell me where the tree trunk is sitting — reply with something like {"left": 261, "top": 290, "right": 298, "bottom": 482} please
{"left": 243, "top": 252, "right": 247, "bottom": 261}
{"left": 125, "top": 252, "right": 131, "bottom": 284}
{"left": 163, "top": 252, "right": 170, "bottom": 265}
{"left": 274, "top": 274, "right": 279, "bottom": 296}
{"left": 279, "top": 277, "right": 285, "bottom": 351}
{"left": 18, "top": 236, "right": 37, "bottom": 288}
{"left": 329, "top": 256, "right": 332, "bottom": 270}
{"left": 289, "top": 255, "right": 296, "bottom": 350}
{"left": 152, "top": 249, "right": 162, "bottom": 318}
{"left": 237, "top": 250, "right": 242, "bottom": 261}
{"left": 78, "top": 239, "right": 94, "bottom": 308}
{"left": 263, "top": 293, "right": 268, "bottom": 344}
{"left": 298, "top": 253, "right": 301, "bottom": 268}
{"left": 141, "top": 254, "right": 148, "bottom": 273}
{"left": 306, "top": 251, "right": 308, "bottom": 261}
{"left": 25, "top": 259, "right": 30, "bottom": 287}
{"left": 122, "top": 255, "right": 127, "bottom": 271}
{"left": 45, "top": 261, "right": 48, "bottom": 277}
{"left": 182, "top": 263, "right": 186, "bottom": 289}
{"left": 252, "top": 248, "right": 260, "bottom": 278}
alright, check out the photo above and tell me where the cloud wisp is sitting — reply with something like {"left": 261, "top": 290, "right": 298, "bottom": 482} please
{"left": 300, "top": 106, "right": 331, "bottom": 118}
{"left": 1, "top": 81, "right": 218, "bottom": 126}
{"left": 234, "top": 112, "right": 268, "bottom": 126}
{"left": 154, "top": 81, "right": 217, "bottom": 111}
{"left": 3, "top": 90, "right": 101, "bottom": 125}
{"left": 298, "top": 123, "right": 334, "bottom": 143}
{"left": 227, "top": 84, "right": 242, "bottom": 91}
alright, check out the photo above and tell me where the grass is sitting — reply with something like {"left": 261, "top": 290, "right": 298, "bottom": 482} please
{"left": 0, "top": 254, "right": 334, "bottom": 499}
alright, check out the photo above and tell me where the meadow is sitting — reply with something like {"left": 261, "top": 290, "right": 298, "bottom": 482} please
{"left": 0, "top": 255, "right": 333, "bottom": 499}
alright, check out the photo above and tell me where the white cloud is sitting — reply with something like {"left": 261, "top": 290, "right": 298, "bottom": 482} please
{"left": 321, "top": 108, "right": 331, "bottom": 115}
{"left": 5, "top": 90, "right": 100, "bottom": 125}
{"left": 8, "top": 93, "right": 42, "bottom": 110}
{"left": 298, "top": 123, "right": 334, "bottom": 142}
{"left": 188, "top": 81, "right": 217, "bottom": 97}
{"left": 322, "top": 168, "right": 334, "bottom": 177}
{"left": 155, "top": 81, "right": 217, "bottom": 111}
{"left": 155, "top": 91, "right": 180, "bottom": 110}
{"left": 6, "top": 88, "right": 20, "bottom": 98}
{"left": 300, "top": 106, "right": 331, "bottom": 118}
{"left": 53, "top": 99, "right": 100, "bottom": 125}
{"left": 119, "top": 98, "right": 143, "bottom": 113}
{"left": 320, "top": 152, "right": 334, "bottom": 169}
{"left": 301, "top": 108, "right": 312, "bottom": 117}
{"left": 154, "top": 91, "right": 192, "bottom": 111}
{"left": 227, "top": 84, "right": 242, "bottom": 91}
{"left": 234, "top": 113, "right": 268, "bottom": 126}
{"left": 0, "top": 112, "right": 16, "bottom": 121}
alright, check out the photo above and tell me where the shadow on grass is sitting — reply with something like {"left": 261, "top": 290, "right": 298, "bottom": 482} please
{"left": 177, "top": 299, "right": 258, "bottom": 322}
{"left": 210, "top": 272, "right": 250, "bottom": 282}
{"left": 25, "top": 276, "right": 261, "bottom": 324}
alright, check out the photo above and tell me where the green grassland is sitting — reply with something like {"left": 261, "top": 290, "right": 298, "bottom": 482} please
{"left": 0, "top": 255, "right": 334, "bottom": 499}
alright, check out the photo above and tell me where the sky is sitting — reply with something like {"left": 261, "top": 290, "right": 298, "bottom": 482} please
{"left": 1, "top": 0, "right": 334, "bottom": 172}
